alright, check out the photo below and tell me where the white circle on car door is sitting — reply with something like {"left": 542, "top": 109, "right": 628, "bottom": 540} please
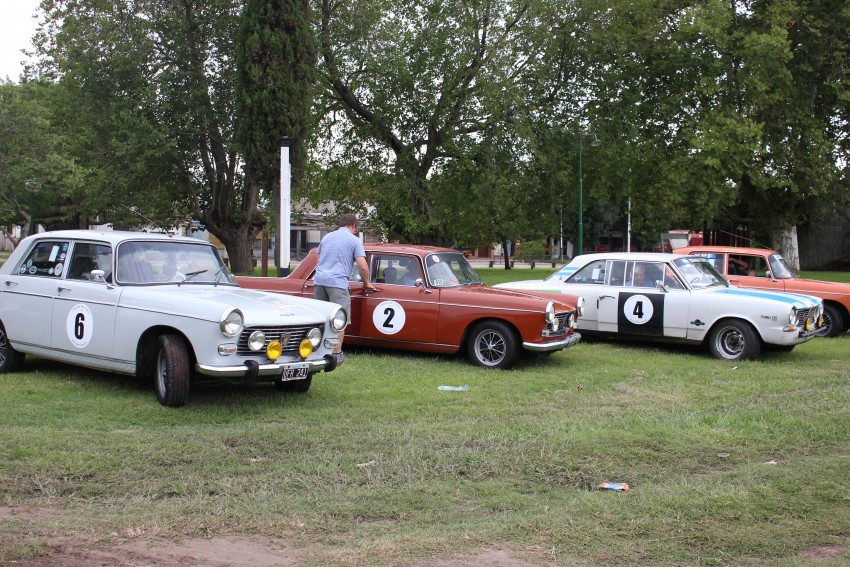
{"left": 66, "top": 304, "right": 94, "bottom": 348}
{"left": 372, "top": 300, "right": 406, "bottom": 335}
{"left": 623, "top": 294, "right": 654, "bottom": 325}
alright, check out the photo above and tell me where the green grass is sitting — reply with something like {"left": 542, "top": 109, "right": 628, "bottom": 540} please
{"left": 1, "top": 272, "right": 850, "bottom": 565}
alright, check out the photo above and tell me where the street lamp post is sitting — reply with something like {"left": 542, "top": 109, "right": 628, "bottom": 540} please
{"left": 577, "top": 129, "right": 601, "bottom": 255}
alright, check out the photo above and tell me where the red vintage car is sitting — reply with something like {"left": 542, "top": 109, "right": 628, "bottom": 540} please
{"left": 674, "top": 245, "right": 850, "bottom": 337}
{"left": 237, "top": 244, "right": 583, "bottom": 369}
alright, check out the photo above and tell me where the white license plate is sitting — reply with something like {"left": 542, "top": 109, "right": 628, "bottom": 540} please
{"left": 282, "top": 365, "right": 309, "bottom": 381}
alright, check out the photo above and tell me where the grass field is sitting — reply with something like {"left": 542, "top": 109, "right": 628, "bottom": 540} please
{"left": 1, "top": 269, "right": 849, "bottom": 565}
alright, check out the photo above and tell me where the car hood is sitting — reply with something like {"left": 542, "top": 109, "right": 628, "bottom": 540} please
{"left": 705, "top": 286, "right": 822, "bottom": 309}
{"left": 439, "top": 283, "right": 577, "bottom": 310}
{"left": 118, "top": 285, "right": 334, "bottom": 325}
{"left": 786, "top": 278, "right": 850, "bottom": 297}
{"left": 494, "top": 279, "right": 563, "bottom": 293}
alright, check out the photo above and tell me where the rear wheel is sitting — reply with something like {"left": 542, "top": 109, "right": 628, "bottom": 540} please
{"left": 707, "top": 319, "right": 761, "bottom": 361}
{"left": 275, "top": 374, "right": 313, "bottom": 394}
{"left": 155, "top": 334, "right": 191, "bottom": 407}
{"left": 467, "top": 321, "right": 520, "bottom": 369}
{"left": 0, "top": 323, "right": 24, "bottom": 373}
{"left": 822, "top": 303, "right": 846, "bottom": 338}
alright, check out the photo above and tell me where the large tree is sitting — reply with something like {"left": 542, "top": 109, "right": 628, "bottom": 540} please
{"left": 236, "top": 0, "right": 317, "bottom": 273}
{"left": 36, "top": 0, "right": 260, "bottom": 271}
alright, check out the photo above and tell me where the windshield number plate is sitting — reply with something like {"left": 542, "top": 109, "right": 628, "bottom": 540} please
{"left": 282, "top": 364, "right": 309, "bottom": 381}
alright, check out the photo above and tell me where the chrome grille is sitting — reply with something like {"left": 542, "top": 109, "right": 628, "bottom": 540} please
{"left": 552, "top": 312, "right": 573, "bottom": 335}
{"left": 237, "top": 325, "right": 316, "bottom": 356}
{"left": 795, "top": 307, "right": 817, "bottom": 328}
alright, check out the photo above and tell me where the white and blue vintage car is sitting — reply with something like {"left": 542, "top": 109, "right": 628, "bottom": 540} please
{"left": 0, "top": 230, "right": 347, "bottom": 406}
{"left": 495, "top": 252, "right": 827, "bottom": 361}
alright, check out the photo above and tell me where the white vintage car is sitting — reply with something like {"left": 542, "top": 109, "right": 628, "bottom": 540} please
{"left": 0, "top": 230, "right": 347, "bottom": 406}
{"left": 495, "top": 252, "right": 827, "bottom": 361}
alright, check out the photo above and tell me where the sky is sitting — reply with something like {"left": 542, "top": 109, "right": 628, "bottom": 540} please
{"left": 0, "top": 0, "right": 43, "bottom": 82}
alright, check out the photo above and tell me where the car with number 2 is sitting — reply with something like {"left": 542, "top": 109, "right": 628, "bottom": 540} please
{"left": 237, "top": 243, "right": 582, "bottom": 369}
{"left": 494, "top": 252, "right": 827, "bottom": 361}
{"left": 0, "top": 230, "right": 347, "bottom": 407}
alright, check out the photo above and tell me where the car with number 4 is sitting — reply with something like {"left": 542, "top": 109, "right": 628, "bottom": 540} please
{"left": 0, "top": 230, "right": 347, "bottom": 406}
{"left": 237, "top": 243, "right": 582, "bottom": 369}
{"left": 674, "top": 245, "right": 850, "bottom": 338}
{"left": 494, "top": 252, "right": 827, "bottom": 361}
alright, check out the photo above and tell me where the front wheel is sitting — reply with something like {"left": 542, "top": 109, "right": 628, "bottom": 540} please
{"left": 707, "top": 319, "right": 761, "bottom": 361}
{"left": 155, "top": 334, "right": 191, "bottom": 407}
{"left": 822, "top": 303, "right": 846, "bottom": 338}
{"left": 467, "top": 321, "right": 520, "bottom": 369}
{"left": 0, "top": 323, "right": 25, "bottom": 373}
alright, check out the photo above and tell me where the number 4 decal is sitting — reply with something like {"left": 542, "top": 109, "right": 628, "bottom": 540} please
{"left": 623, "top": 295, "right": 654, "bottom": 325}
{"left": 372, "top": 300, "right": 406, "bottom": 335}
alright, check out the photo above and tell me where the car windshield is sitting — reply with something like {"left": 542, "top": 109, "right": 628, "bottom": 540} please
{"left": 672, "top": 257, "right": 728, "bottom": 289}
{"left": 769, "top": 253, "right": 796, "bottom": 279}
{"left": 116, "top": 240, "right": 236, "bottom": 285}
{"left": 425, "top": 252, "right": 482, "bottom": 288}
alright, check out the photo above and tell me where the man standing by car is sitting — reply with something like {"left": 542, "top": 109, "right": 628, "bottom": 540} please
{"left": 314, "top": 213, "right": 377, "bottom": 362}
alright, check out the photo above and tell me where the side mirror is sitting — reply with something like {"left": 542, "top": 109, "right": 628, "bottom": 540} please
{"left": 91, "top": 269, "right": 105, "bottom": 282}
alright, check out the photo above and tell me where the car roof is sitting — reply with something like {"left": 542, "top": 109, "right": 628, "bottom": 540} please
{"left": 23, "top": 230, "right": 209, "bottom": 247}
{"left": 363, "top": 243, "right": 457, "bottom": 255}
{"left": 571, "top": 252, "right": 696, "bottom": 263}
{"left": 674, "top": 245, "right": 776, "bottom": 255}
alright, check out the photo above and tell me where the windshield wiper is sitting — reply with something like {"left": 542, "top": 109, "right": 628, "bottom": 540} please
{"left": 177, "top": 269, "right": 208, "bottom": 286}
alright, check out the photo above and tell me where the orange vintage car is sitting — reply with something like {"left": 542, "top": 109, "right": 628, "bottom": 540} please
{"left": 236, "top": 244, "right": 583, "bottom": 369}
{"left": 674, "top": 245, "right": 850, "bottom": 337}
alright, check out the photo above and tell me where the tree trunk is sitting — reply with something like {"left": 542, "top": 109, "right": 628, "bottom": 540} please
{"left": 217, "top": 227, "right": 256, "bottom": 274}
{"left": 770, "top": 225, "right": 800, "bottom": 270}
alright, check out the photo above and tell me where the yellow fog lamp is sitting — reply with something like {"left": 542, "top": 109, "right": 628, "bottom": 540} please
{"left": 298, "top": 338, "right": 314, "bottom": 359}
{"left": 266, "top": 340, "right": 283, "bottom": 360}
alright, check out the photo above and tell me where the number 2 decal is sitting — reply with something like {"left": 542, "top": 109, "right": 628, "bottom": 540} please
{"left": 372, "top": 300, "right": 406, "bottom": 335}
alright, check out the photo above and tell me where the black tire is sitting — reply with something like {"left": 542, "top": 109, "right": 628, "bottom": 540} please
{"left": 0, "top": 323, "right": 24, "bottom": 373}
{"left": 822, "top": 303, "right": 846, "bottom": 338}
{"left": 467, "top": 320, "right": 520, "bottom": 369}
{"left": 155, "top": 334, "right": 191, "bottom": 407}
{"left": 707, "top": 319, "right": 761, "bottom": 361}
{"left": 275, "top": 374, "right": 313, "bottom": 394}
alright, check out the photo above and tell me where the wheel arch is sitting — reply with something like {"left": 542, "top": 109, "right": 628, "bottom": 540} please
{"left": 460, "top": 316, "right": 521, "bottom": 351}
{"left": 135, "top": 325, "right": 196, "bottom": 380}
{"left": 703, "top": 315, "right": 765, "bottom": 345}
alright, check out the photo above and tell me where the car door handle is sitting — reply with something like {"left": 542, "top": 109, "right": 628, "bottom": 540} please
{"left": 4, "top": 280, "right": 17, "bottom": 286}
{"left": 57, "top": 286, "right": 71, "bottom": 293}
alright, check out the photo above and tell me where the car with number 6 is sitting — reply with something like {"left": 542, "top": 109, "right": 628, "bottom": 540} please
{"left": 236, "top": 243, "right": 583, "bottom": 369}
{"left": 494, "top": 252, "right": 827, "bottom": 361}
{"left": 0, "top": 230, "right": 348, "bottom": 406}
{"left": 673, "top": 245, "right": 850, "bottom": 338}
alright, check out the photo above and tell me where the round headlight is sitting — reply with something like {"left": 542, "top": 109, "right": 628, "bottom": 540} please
{"left": 545, "top": 301, "right": 556, "bottom": 324}
{"left": 331, "top": 306, "right": 348, "bottom": 332}
{"left": 298, "top": 338, "right": 313, "bottom": 358}
{"left": 307, "top": 327, "right": 322, "bottom": 347}
{"left": 248, "top": 330, "right": 266, "bottom": 351}
{"left": 788, "top": 308, "right": 797, "bottom": 326}
{"left": 220, "top": 308, "right": 244, "bottom": 337}
{"left": 576, "top": 297, "right": 585, "bottom": 318}
{"left": 568, "top": 314, "right": 576, "bottom": 329}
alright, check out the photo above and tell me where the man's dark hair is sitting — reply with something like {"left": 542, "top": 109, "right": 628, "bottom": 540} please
{"left": 339, "top": 213, "right": 358, "bottom": 228}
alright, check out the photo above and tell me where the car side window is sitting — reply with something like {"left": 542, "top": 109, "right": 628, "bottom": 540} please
{"left": 566, "top": 261, "right": 607, "bottom": 284}
{"left": 17, "top": 240, "right": 70, "bottom": 278}
{"left": 68, "top": 243, "right": 113, "bottom": 282}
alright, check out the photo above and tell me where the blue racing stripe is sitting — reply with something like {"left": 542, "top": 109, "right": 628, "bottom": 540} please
{"left": 714, "top": 288, "right": 814, "bottom": 308}
{"left": 556, "top": 266, "right": 578, "bottom": 277}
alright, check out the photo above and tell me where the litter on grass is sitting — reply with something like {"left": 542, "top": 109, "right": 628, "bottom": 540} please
{"left": 598, "top": 481, "right": 630, "bottom": 491}
{"left": 437, "top": 385, "right": 469, "bottom": 391}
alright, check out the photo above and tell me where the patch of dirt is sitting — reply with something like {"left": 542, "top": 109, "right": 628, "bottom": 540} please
{"left": 799, "top": 540, "right": 850, "bottom": 561}
{"left": 1, "top": 535, "right": 306, "bottom": 567}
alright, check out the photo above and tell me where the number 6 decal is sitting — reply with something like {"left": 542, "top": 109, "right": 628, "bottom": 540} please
{"left": 372, "top": 300, "right": 406, "bottom": 335}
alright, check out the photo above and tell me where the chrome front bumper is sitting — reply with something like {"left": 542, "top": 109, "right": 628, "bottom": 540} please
{"left": 195, "top": 354, "right": 337, "bottom": 379}
{"left": 523, "top": 332, "right": 582, "bottom": 353}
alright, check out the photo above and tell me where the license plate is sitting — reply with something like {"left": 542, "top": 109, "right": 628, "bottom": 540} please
{"left": 282, "top": 364, "right": 309, "bottom": 381}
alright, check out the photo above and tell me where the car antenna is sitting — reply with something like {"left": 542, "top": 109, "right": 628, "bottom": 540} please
{"left": 119, "top": 205, "right": 175, "bottom": 235}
